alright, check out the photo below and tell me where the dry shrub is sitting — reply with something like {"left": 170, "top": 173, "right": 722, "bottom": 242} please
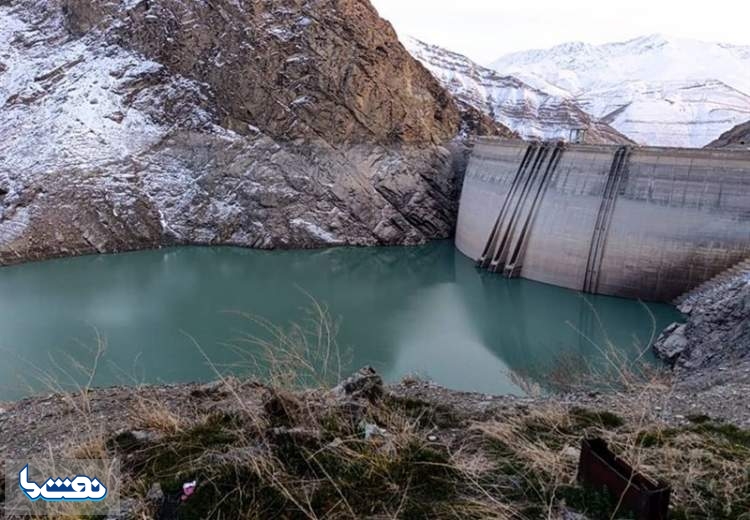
{"left": 473, "top": 403, "right": 583, "bottom": 517}
{"left": 103, "top": 391, "right": 528, "bottom": 520}
{"left": 130, "top": 394, "right": 187, "bottom": 435}
{"left": 475, "top": 403, "right": 750, "bottom": 519}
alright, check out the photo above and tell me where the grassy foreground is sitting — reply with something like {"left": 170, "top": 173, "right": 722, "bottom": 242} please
{"left": 41, "top": 374, "right": 743, "bottom": 520}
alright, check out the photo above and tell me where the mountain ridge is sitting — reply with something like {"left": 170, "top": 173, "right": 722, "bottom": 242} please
{"left": 405, "top": 36, "right": 631, "bottom": 145}
{"left": 490, "top": 34, "right": 750, "bottom": 147}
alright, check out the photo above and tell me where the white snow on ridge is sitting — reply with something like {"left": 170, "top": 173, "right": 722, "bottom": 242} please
{"left": 404, "top": 36, "right": 601, "bottom": 142}
{"left": 491, "top": 35, "right": 750, "bottom": 96}
{"left": 290, "top": 218, "right": 340, "bottom": 244}
{"left": 578, "top": 80, "right": 750, "bottom": 148}
{"left": 490, "top": 34, "right": 750, "bottom": 147}
{"left": 0, "top": 7, "right": 165, "bottom": 175}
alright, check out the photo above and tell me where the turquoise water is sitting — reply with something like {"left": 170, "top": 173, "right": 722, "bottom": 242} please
{"left": 0, "top": 242, "right": 682, "bottom": 400}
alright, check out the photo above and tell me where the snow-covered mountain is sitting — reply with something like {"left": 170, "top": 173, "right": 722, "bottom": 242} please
{"left": 405, "top": 37, "right": 630, "bottom": 144}
{"left": 491, "top": 34, "right": 750, "bottom": 148}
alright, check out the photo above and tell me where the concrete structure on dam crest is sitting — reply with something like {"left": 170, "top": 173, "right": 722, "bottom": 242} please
{"left": 456, "top": 138, "right": 750, "bottom": 302}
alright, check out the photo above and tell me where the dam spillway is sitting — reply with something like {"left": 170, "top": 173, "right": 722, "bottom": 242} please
{"left": 456, "top": 139, "right": 750, "bottom": 301}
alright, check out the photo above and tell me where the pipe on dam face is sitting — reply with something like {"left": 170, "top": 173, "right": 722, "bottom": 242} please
{"left": 456, "top": 138, "right": 750, "bottom": 302}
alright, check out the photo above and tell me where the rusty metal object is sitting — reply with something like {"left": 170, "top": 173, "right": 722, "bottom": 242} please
{"left": 578, "top": 438, "right": 671, "bottom": 520}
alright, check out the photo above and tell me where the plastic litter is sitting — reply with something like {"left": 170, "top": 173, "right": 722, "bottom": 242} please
{"left": 180, "top": 480, "right": 197, "bottom": 502}
{"left": 360, "top": 421, "right": 386, "bottom": 440}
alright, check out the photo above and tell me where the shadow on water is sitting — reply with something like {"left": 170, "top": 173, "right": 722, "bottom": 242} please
{"left": 452, "top": 249, "right": 675, "bottom": 392}
{"left": 0, "top": 242, "right": 683, "bottom": 400}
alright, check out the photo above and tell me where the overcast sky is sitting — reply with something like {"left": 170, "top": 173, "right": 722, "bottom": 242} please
{"left": 370, "top": 0, "right": 750, "bottom": 64}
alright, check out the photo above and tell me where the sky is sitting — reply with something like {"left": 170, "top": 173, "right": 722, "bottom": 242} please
{"left": 370, "top": 0, "right": 750, "bottom": 65}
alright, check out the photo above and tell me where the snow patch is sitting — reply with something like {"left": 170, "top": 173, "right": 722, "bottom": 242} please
{"left": 0, "top": 206, "right": 30, "bottom": 247}
{"left": 0, "top": 7, "right": 167, "bottom": 174}
{"left": 290, "top": 218, "right": 339, "bottom": 243}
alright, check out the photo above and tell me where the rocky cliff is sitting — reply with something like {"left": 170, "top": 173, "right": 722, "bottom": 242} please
{"left": 0, "top": 0, "right": 508, "bottom": 265}
{"left": 655, "top": 271, "right": 750, "bottom": 369}
{"left": 60, "top": 0, "right": 462, "bottom": 145}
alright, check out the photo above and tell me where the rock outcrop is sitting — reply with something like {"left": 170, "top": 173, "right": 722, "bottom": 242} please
{"left": 0, "top": 0, "right": 510, "bottom": 265}
{"left": 707, "top": 120, "right": 750, "bottom": 149}
{"left": 60, "top": 0, "right": 462, "bottom": 145}
{"left": 652, "top": 267, "right": 750, "bottom": 424}
{"left": 654, "top": 269, "right": 750, "bottom": 373}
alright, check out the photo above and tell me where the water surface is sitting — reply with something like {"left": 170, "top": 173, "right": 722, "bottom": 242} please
{"left": 0, "top": 242, "right": 682, "bottom": 400}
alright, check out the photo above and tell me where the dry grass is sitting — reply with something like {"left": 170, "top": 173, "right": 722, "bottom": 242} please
{"left": 1, "top": 330, "right": 129, "bottom": 518}
{"left": 223, "top": 292, "right": 351, "bottom": 391}
{"left": 486, "top": 300, "right": 750, "bottom": 517}
{"left": 130, "top": 394, "right": 188, "bottom": 435}
{"left": 105, "top": 391, "right": 527, "bottom": 520}
{"left": 474, "top": 402, "right": 750, "bottom": 519}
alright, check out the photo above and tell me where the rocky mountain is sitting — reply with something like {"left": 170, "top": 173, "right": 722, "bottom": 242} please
{"left": 405, "top": 37, "right": 630, "bottom": 145}
{"left": 708, "top": 120, "right": 750, "bottom": 148}
{"left": 0, "top": 0, "right": 507, "bottom": 265}
{"left": 492, "top": 35, "right": 750, "bottom": 148}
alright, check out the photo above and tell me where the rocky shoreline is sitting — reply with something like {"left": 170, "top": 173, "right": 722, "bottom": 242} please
{"left": 0, "top": 138, "right": 473, "bottom": 267}
{"left": 652, "top": 265, "right": 750, "bottom": 426}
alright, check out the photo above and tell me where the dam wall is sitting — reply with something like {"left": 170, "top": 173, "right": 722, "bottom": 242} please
{"left": 456, "top": 139, "right": 750, "bottom": 301}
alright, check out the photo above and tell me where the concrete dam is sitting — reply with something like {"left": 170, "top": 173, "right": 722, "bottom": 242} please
{"left": 456, "top": 139, "right": 750, "bottom": 302}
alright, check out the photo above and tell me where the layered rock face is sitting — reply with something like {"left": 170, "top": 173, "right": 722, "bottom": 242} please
{"left": 0, "top": 0, "right": 506, "bottom": 265}
{"left": 60, "top": 0, "right": 460, "bottom": 145}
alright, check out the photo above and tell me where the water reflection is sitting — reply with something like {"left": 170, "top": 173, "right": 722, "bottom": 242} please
{"left": 0, "top": 242, "right": 682, "bottom": 400}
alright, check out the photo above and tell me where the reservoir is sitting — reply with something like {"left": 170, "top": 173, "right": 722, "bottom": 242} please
{"left": 0, "top": 241, "right": 682, "bottom": 401}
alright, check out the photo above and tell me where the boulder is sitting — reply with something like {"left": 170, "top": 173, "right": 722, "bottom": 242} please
{"left": 654, "top": 323, "right": 689, "bottom": 365}
{"left": 331, "top": 366, "right": 384, "bottom": 401}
